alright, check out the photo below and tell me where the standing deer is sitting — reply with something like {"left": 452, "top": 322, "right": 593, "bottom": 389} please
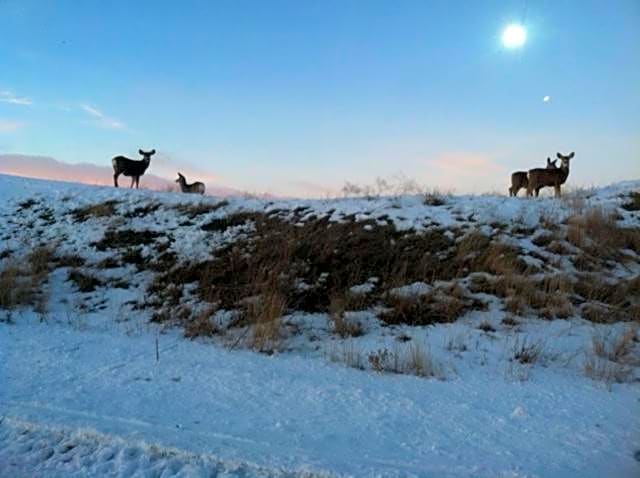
{"left": 175, "top": 172, "right": 205, "bottom": 195}
{"left": 509, "top": 158, "right": 557, "bottom": 197}
{"left": 527, "top": 152, "right": 574, "bottom": 198}
{"left": 112, "top": 149, "right": 156, "bottom": 188}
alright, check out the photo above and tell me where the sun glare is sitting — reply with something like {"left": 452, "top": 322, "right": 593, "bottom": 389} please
{"left": 502, "top": 23, "right": 527, "bottom": 49}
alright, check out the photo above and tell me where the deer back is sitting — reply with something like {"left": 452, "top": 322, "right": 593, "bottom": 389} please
{"left": 112, "top": 156, "right": 150, "bottom": 177}
{"left": 527, "top": 167, "right": 568, "bottom": 189}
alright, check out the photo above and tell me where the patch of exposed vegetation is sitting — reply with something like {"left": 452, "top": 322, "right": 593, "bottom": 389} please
{"left": 622, "top": 192, "right": 640, "bottom": 212}
{"left": 92, "top": 229, "right": 161, "bottom": 251}
{"left": 68, "top": 269, "right": 103, "bottom": 293}
{"left": 72, "top": 200, "right": 119, "bottom": 222}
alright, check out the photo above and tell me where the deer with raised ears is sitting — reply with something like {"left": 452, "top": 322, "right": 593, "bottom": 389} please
{"left": 509, "top": 157, "right": 558, "bottom": 197}
{"left": 112, "top": 149, "right": 156, "bottom": 188}
{"left": 526, "top": 152, "right": 574, "bottom": 198}
{"left": 175, "top": 172, "right": 205, "bottom": 195}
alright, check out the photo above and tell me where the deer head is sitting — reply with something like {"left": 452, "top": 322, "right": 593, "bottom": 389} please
{"left": 138, "top": 149, "right": 156, "bottom": 161}
{"left": 546, "top": 158, "right": 558, "bottom": 168}
{"left": 556, "top": 151, "right": 574, "bottom": 169}
{"left": 175, "top": 172, "right": 185, "bottom": 183}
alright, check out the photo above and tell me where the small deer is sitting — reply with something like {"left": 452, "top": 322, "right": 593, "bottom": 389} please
{"left": 526, "top": 152, "right": 574, "bottom": 198}
{"left": 509, "top": 158, "right": 557, "bottom": 197}
{"left": 112, "top": 149, "right": 156, "bottom": 188}
{"left": 175, "top": 172, "right": 205, "bottom": 195}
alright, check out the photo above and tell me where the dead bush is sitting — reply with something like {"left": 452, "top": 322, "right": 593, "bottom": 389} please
{"left": 477, "top": 320, "right": 496, "bottom": 333}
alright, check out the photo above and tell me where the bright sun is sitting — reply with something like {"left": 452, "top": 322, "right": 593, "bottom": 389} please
{"left": 502, "top": 23, "right": 527, "bottom": 49}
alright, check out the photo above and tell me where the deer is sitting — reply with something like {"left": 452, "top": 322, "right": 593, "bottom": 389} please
{"left": 175, "top": 172, "right": 205, "bottom": 195}
{"left": 509, "top": 157, "right": 557, "bottom": 197}
{"left": 526, "top": 152, "right": 574, "bottom": 198}
{"left": 112, "top": 149, "right": 156, "bottom": 188}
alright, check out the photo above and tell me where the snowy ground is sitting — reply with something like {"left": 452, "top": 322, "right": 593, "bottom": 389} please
{"left": 1, "top": 174, "right": 640, "bottom": 477}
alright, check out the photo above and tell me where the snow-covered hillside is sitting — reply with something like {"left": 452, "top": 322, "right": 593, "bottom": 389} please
{"left": 1, "top": 174, "right": 639, "bottom": 477}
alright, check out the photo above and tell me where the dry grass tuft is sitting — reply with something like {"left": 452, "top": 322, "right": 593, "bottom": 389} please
{"left": 511, "top": 336, "right": 544, "bottom": 365}
{"left": 366, "top": 343, "right": 445, "bottom": 379}
{"left": 245, "top": 289, "right": 287, "bottom": 353}
{"left": 72, "top": 200, "right": 119, "bottom": 222}
{"left": 67, "top": 269, "right": 103, "bottom": 293}
{"left": 184, "top": 307, "right": 219, "bottom": 339}
{"left": 567, "top": 206, "right": 640, "bottom": 257}
{"left": 329, "top": 294, "right": 364, "bottom": 338}
{"left": 584, "top": 327, "right": 638, "bottom": 384}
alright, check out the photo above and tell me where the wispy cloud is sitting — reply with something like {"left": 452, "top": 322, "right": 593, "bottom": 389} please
{"left": 80, "top": 103, "right": 125, "bottom": 129}
{"left": 0, "top": 119, "right": 24, "bottom": 133}
{"left": 0, "top": 90, "right": 33, "bottom": 106}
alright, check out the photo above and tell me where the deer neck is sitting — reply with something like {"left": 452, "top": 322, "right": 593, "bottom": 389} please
{"left": 559, "top": 166, "right": 569, "bottom": 184}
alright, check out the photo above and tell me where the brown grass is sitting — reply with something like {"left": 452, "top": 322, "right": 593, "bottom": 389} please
{"left": 329, "top": 294, "right": 364, "bottom": 338}
{"left": 67, "top": 269, "right": 102, "bottom": 293}
{"left": 366, "top": 344, "right": 444, "bottom": 379}
{"left": 584, "top": 327, "right": 638, "bottom": 384}
{"left": 567, "top": 206, "right": 640, "bottom": 257}
{"left": 511, "top": 336, "right": 544, "bottom": 364}
{"left": 245, "top": 289, "right": 287, "bottom": 353}
{"left": 184, "top": 307, "right": 219, "bottom": 339}
{"left": 72, "top": 200, "right": 119, "bottom": 222}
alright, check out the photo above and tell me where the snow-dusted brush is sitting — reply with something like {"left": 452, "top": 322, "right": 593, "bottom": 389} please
{"left": 175, "top": 172, "right": 205, "bottom": 195}
{"left": 509, "top": 157, "right": 557, "bottom": 197}
{"left": 112, "top": 149, "right": 155, "bottom": 189}
{"left": 527, "top": 151, "right": 574, "bottom": 198}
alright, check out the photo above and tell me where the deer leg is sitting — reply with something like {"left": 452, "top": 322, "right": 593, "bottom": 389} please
{"left": 136, "top": 177, "right": 140, "bottom": 189}
{"left": 130, "top": 177, "right": 135, "bottom": 188}
{"left": 113, "top": 173, "right": 120, "bottom": 188}
{"left": 555, "top": 185, "right": 561, "bottom": 198}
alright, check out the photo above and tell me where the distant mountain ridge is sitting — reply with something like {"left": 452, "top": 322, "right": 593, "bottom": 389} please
{"left": 0, "top": 154, "right": 241, "bottom": 196}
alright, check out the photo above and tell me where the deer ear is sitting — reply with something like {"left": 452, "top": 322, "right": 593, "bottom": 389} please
{"left": 568, "top": 152, "right": 574, "bottom": 159}
{"left": 150, "top": 149, "right": 156, "bottom": 155}
{"left": 139, "top": 149, "right": 144, "bottom": 155}
{"left": 556, "top": 153, "right": 563, "bottom": 160}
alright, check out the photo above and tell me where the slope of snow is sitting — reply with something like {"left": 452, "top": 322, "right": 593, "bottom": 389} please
{"left": 2, "top": 318, "right": 639, "bottom": 478}
{"left": 1, "top": 174, "right": 640, "bottom": 477}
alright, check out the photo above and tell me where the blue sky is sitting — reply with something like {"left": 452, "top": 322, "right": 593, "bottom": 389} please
{"left": 1, "top": 0, "right": 638, "bottom": 195}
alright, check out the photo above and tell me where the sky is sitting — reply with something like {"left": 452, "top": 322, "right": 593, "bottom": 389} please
{"left": 1, "top": 0, "right": 639, "bottom": 196}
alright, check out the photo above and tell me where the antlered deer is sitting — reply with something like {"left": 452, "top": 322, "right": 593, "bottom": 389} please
{"left": 509, "top": 158, "right": 557, "bottom": 197}
{"left": 112, "top": 149, "right": 156, "bottom": 188}
{"left": 175, "top": 172, "right": 205, "bottom": 195}
{"left": 527, "top": 152, "right": 574, "bottom": 198}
